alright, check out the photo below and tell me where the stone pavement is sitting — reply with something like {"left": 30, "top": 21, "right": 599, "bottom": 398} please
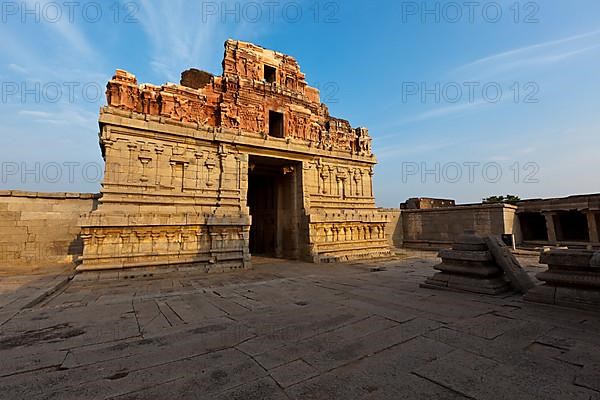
{"left": 1, "top": 251, "right": 599, "bottom": 399}
{"left": 0, "top": 264, "right": 73, "bottom": 327}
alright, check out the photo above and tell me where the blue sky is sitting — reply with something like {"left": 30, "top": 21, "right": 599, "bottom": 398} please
{"left": 1, "top": 0, "right": 599, "bottom": 207}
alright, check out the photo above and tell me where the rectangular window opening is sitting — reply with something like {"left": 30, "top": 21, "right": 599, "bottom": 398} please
{"left": 264, "top": 65, "right": 277, "bottom": 83}
{"left": 269, "top": 111, "right": 284, "bottom": 138}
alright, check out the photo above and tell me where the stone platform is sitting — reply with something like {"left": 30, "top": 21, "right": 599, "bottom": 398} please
{"left": 421, "top": 232, "right": 512, "bottom": 295}
{"left": 1, "top": 252, "right": 599, "bottom": 399}
{"left": 525, "top": 249, "right": 600, "bottom": 310}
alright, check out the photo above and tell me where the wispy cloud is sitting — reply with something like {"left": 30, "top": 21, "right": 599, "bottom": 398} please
{"left": 8, "top": 63, "right": 28, "bottom": 74}
{"left": 137, "top": 0, "right": 277, "bottom": 81}
{"left": 376, "top": 140, "right": 455, "bottom": 159}
{"left": 17, "top": 108, "right": 97, "bottom": 128}
{"left": 0, "top": 3, "right": 104, "bottom": 172}
{"left": 19, "top": 110, "right": 53, "bottom": 118}
{"left": 21, "top": 0, "right": 96, "bottom": 58}
{"left": 378, "top": 99, "right": 495, "bottom": 130}
{"left": 137, "top": 1, "right": 225, "bottom": 81}
{"left": 408, "top": 99, "right": 489, "bottom": 123}
{"left": 458, "top": 29, "right": 600, "bottom": 69}
{"left": 488, "top": 155, "right": 510, "bottom": 162}
{"left": 455, "top": 29, "right": 600, "bottom": 78}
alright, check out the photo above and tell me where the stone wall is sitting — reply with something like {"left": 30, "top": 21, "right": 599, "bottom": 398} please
{"left": 0, "top": 191, "right": 99, "bottom": 268}
{"left": 380, "top": 208, "right": 402, "bottom": 248}
{"left": 399, "top": 204, "right": 517, "bottom": 249}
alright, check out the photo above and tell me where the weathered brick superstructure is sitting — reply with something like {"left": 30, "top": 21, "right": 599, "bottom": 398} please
{"left": 78, "top": 39, "right": 390, "bottom": 273}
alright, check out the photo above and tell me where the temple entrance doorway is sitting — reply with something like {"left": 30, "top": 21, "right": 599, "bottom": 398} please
{"left": 247, "top": 155, "right": 303, "bottom": 260}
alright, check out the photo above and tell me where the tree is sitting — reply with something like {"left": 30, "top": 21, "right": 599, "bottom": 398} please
{"left": 482, "top": 195, "right": 521, "bottom": 205}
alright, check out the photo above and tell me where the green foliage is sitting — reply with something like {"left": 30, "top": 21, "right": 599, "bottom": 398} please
{"left": 482, "top": 195, "right": 521, "bottom": 205}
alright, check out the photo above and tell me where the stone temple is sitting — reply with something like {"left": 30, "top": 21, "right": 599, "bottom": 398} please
{"left": 3, "top": 37, "right": 600, "bottom": 400}
{"left": 77, "top": 39, "right": 391, "bottom": 273}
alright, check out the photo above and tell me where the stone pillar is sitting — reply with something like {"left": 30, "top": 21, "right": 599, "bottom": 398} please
{"left": 291, "top": 165, "right": 300, "bottom": 259}
{"left": 544, "top": 212, "right": 557, "bottom": 243}
{"left": 275, "top": 180, "right": 283, "bottom": 259}
{"left": 587, "top": 212, "right": 599, "bottom": 244}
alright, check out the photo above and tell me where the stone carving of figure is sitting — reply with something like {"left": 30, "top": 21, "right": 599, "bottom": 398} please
{"left": 237, "top": 57, "right": 248, "bottom": 77}
{"left": 256, "top": 106, "right": 265, "bottom": 133}
{"left": 279, "top": 68, "right": 286, "bottom": 86}
{"left": 221, "top": 103, "right": 240, "bottom": 128}
{"left": 126, "top": 85, "right": 138, "bottom": 111}
{"left": 241, "top": 58, "right": 248, "bottom": 76}
{"left": 297, "top": 117, "right": 306, "bottom": 140}
{"left": 173, "top": 96, "right": 186, "bottom": 121}
{"left": 140, "top": 87, "right": 159, "bottom": 115}
{"left": 356, "top": 128, "right": 372, "bottom": 155}
{"left": 252, "top": 64, "right": 261, "bottom": 81}
{"left": 321, "top": 131, "right": 333, "bottom": 150}
{"left": 309, "top": 123, "right": 321, "bottom": 144}
{"left": 287, "top": 114, "right": 296, "bottom": 138}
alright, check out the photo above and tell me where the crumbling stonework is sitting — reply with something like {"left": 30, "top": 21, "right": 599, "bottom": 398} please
{"left": 180, "top": 68, "right": 214, "bottom": 90}
{"left": 401, "top": 197, "right": 456, "bottom": 210}
{"left": 78, "top": 40, "right": 390, "bottom": 273}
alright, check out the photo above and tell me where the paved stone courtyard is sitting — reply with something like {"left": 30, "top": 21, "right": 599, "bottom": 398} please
{"left": 1, "top": 251, "right": 600, "bottom": 399}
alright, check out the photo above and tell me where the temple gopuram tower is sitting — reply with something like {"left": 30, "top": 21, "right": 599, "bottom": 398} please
{"left": 78, "top": 40, "right": 390, "bottom": 273}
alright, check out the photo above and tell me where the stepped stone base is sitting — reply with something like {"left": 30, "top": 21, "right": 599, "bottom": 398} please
{"left": 524, "top": 249, "right": 600, "bottom": 310}
{"left": 420, "top": 231, "right": 512, "bottom": 295}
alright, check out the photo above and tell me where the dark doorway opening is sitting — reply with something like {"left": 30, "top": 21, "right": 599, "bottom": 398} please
{"left": 519, "top": 212, "right": 549, "bottom": 241}
{"left": 554, "top": 211, "right": 590, "bottom": 242}
{"left": 247, "top": 155, "right": 303, "bottom": 259}
{"left": 269, "top": 111, "right": 284, "bottom": 138}
{"left": 264, "top": 65, "right": 277, "bottom": 83}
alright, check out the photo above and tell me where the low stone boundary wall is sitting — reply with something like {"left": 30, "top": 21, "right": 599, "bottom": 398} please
{"left": 399, "top": 204, "right": 518, "bottom": 250}
{"left": 0, "top": 191, "right": 99, "bottom": 268}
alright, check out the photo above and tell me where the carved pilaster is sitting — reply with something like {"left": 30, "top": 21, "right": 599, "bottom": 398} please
{"left": 205, "top": 157, "right": 216, "bottom": 188}
{"left": 126, "top": 143, "right": 138, "bottom": 183}
{"left": 194, "top": 152, "right": 204, "bottom": 190}
{"left": 138, "top": 145, "right": 153, "bottom": 183}
{"left": 154, "top": 146, "right": 164, "bottom": 186}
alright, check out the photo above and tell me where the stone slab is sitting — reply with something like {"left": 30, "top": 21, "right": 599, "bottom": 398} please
{"left": 438, "top": 249, "right": 493, "bottom": 262}
{"left": 269, "top": 359, "right": 318, "bottom": 388}
{"left": 540, "top": 250, "right": 594, "bottom": 268}
{"left": 413, "top": 348, "right": 597, "bottom": 400}
{"left": 422, "top": 272, "right": 511, "bottom": 295}
{"left": 523, "top": 285, "right": 557, "bottom": 305}
{"left": 485, "top": 236, "right": 535, "bottom": 293}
